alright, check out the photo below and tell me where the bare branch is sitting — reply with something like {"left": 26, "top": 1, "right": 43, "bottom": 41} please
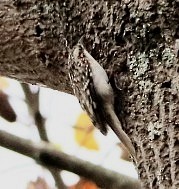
{"left": 0, "top": 130, "right": 141, "bottom": 189}
{"left": 21, "top": 84, "right": 48, "bottom": 141}
{"left": 21, "top": 83, "right": 66, "bottom": 189}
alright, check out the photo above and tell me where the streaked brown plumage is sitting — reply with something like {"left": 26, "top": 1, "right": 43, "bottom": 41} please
{"left": 68, "top": 42, "right": 135, "bottom": 158}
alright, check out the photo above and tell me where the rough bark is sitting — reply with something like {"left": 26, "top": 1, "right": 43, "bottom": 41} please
{"left": 0, "top": 0, "right": 179, "bottom": 188}
{"left": 0, "top": 0, "right": 71, "bottom": 93}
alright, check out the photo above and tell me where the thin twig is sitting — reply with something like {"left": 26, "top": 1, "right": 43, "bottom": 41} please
{"left": 21, "top": 83, "right": 66, "bottom": 189}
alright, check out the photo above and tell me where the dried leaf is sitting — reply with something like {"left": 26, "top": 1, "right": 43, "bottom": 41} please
{"left": 0, "top": 91, "right": 16, "bottom": 122}
{"left": 118, "top": 143, "right": 131, "bottom": 162}
{"left": 27, "top": 177, "right": 51, "bottom": 189}
{"left": 69, "top": 178, "right": 99, "bottom": 189}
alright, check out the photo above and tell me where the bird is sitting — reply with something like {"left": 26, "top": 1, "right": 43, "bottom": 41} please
{"left": 68, "top": 41, "right": 135, "bottom": 158}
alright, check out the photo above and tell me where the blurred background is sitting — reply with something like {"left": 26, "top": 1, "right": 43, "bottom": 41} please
{"left": 0, "top": 77, "right": 137, "bottom": 189}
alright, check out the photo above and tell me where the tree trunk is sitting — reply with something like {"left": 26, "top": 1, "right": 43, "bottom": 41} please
{"left": 0, "top": 0, "right": 178, "bottom": 188}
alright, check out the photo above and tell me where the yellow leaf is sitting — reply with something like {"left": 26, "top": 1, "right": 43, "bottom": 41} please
{"left": 74, "top": 112, "right": 99, "bottom": 150}
{"left": 0, "top": 77, "right": 9, "bottom": 89}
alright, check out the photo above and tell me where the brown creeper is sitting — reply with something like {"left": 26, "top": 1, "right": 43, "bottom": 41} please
{"left": 68, "top": 42, "right": 135, "bottom": 157}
